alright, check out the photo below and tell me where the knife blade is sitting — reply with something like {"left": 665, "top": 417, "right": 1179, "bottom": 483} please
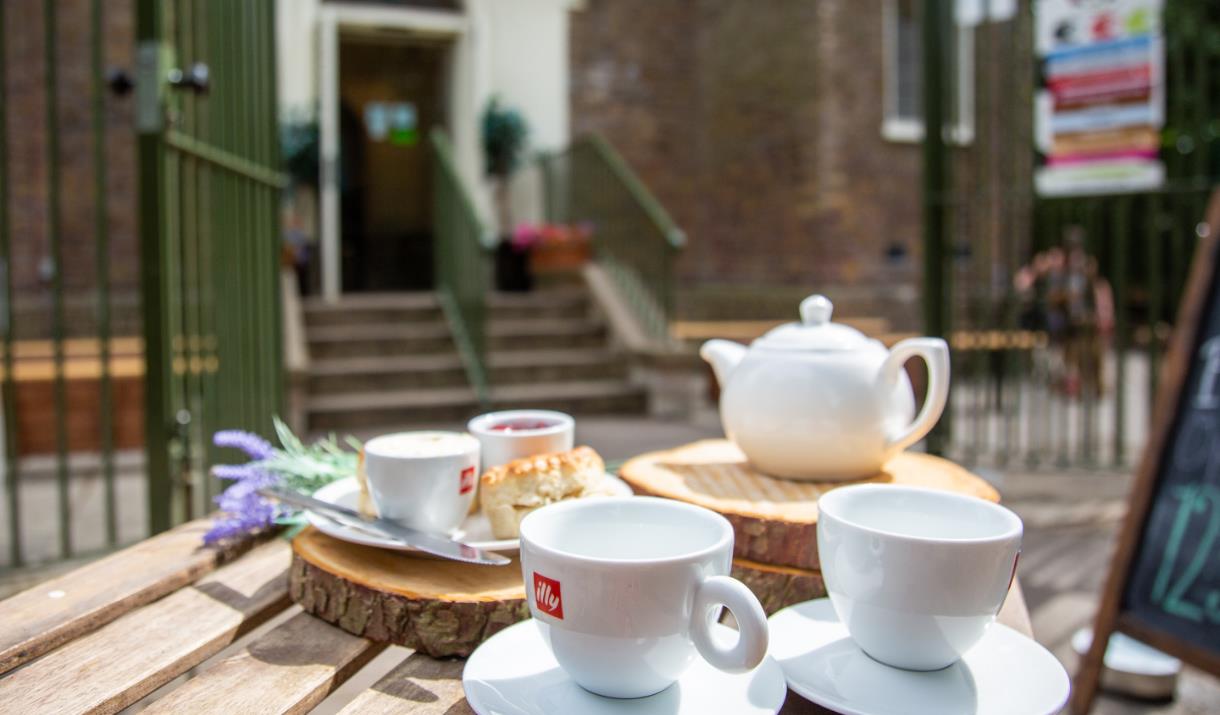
{"left": 258, "top": 485, "right": 511, "bottom": 566}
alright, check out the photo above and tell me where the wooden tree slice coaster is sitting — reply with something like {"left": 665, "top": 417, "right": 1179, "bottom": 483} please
{"left": 621, "top": 439, "right": 999, "bottom": 570}
{"left": 289, "top": 527, "right": 527, "bottom": 658}
{"left": 731, "top": 558, "right": 825, "bottom": 615}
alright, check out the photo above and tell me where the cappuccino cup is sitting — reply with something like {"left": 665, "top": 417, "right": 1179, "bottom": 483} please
{"left": 817, "top": 484, "right": 1022, "bottom": 671}
{"left": 362, "top": 431, "right": 480, "bottom": 534}
{"left": 519, "top": 497, "right": 770, "bottom": 698}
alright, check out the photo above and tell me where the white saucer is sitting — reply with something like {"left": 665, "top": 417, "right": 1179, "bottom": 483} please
{"left": 463, "top": 619, "right": 788, "bottom": 715}
{"left": 769, "top": 599, "right": 1070, "bottom": 715}
{"left": 308, "top": 475, "right": 633, "bottom": 554}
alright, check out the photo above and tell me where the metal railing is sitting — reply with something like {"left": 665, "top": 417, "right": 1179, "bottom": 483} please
{"left": 540, "top": 134, "right": 686, "bottom": 342}
{"left": 431, "top": 129, "right": 495, "bottom": 404}
{"left": 0, "top": 0, "right": 284, "bottom": 572}
{"left": 921, "top": 0, "right": 1220, "bottom": 470}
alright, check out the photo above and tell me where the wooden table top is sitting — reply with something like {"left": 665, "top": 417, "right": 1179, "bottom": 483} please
{"left": 0, "top": 516, "right": 1034, "bottom": 714}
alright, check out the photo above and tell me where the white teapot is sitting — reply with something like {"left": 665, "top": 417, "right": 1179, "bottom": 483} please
{"left": 700, "top": 295, "right": 949, "bottom": 481}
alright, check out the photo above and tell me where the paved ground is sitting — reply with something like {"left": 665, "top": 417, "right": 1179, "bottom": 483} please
{"left": 4, "top": 413, "right": 1219, "bottom": 712}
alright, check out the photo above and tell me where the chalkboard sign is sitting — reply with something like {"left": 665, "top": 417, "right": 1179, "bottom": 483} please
{"left": 1073, "top": 190, "right": 1220, "bottom": 713}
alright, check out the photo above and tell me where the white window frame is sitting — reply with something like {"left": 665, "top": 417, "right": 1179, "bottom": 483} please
{"left": 881, "top": 0, "right": 975, "bottom": 145}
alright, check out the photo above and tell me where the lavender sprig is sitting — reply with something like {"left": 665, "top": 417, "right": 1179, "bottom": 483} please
{"left": 213, "top": 429, "right": 275, "bottom": 460}
{"left": 204, "top": 418, "right": 360, "bottom": 545}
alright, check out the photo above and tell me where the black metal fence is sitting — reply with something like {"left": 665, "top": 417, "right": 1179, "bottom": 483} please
{"left": 924, "top": 0, "right": 1219, "bottom": 469}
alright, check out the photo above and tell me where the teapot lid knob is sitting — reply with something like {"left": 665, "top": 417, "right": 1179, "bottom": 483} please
{"left": 800, "top": 295, "right": 833, "bottom": 326}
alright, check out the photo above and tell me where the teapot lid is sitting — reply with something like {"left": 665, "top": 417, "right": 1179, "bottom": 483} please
{"left": 753, "top": 295, "right": 873, "bottom": 351}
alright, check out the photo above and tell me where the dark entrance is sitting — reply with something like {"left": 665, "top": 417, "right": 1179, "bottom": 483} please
{"left": 338, "top": 35, "right": 447, "bottom": 292}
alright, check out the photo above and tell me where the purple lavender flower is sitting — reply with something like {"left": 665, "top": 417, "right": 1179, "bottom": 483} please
{"left": 213, "top": 429, "right": 274, "bottom": 460}
{"left": 212, "top": 463, "right": 261, "bottom": 481}
{"left": 204, "top": 464, "right": 283, "bottom": 545}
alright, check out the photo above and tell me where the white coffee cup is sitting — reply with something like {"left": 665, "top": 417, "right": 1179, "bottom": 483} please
{"left": 362, "top": 431, "right": 480, "bottom": 534}
{"left": 817, "top": 484, "right": 1023, "bottom": 671}
{"left": 467, "top": 410, "right": 575, "bottom": 472}
{"left": 519, "top": 497, "right": 769, "bottom": 699}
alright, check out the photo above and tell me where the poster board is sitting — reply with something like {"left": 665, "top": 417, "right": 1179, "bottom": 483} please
{"left": 1034, "top": 0, "right": 1165, "bottom": 196}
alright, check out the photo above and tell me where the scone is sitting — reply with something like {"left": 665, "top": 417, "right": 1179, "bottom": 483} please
{"left": 479, "top": 446, "right": 606, "bottom": 539}
{"left": 354, "top": 448, "right": 378, "bottom": 517}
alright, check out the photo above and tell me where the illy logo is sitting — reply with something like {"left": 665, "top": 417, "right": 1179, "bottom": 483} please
{"left": 459, "top": 467, "right": 476, "bottom": 495}
{"left": 533, "top": 572, "right": 564, "bottom": 619}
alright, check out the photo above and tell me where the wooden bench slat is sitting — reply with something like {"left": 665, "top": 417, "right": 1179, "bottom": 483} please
{"left": 336, "top": 653, "right": 471, "bottom": 715}
{"left": 143, "top": 609, "right": 385, "bottom": 715}
{"left": 0, "top": 540, "right": 291, "bottom": 714}
{"left": 0, "top": 517, "right": 259, "bottom": 675}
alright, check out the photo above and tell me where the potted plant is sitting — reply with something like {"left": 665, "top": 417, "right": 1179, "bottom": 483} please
{"left": 515, "top": 222, "right": 594, "bottom": 273}
{"left": 482, "top": 98, "right": 531, "bottom": 291}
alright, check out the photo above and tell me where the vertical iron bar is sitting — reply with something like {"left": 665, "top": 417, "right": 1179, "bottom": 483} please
{"left": 1112, "top": 196, "right": 1129, "bottom": 467}
{"left": 45, "top": 0, "right": 72, "bottom": 559}
{"left": 266, "top": 0, "right": 284, "bottom": 421}
{"left": 194, "top": 0, "right": 219, "bottom": 501}
{"left": 0, "top": 0, "right": 22, "bottom": 567}
{"left": 139, "top": 0, "right": 172, "bottom": 534}
{"left": 921, "top": 0, "right": 952, "bottom": 454}
{"left": 92, "top": 0, "right": 117, "bottom": 547}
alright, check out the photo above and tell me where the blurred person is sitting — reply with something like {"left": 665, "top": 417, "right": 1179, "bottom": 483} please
{"left": 1014, "top": 228, "right": 1113, "bottom": 399}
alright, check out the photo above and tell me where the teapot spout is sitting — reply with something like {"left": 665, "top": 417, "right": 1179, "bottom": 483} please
{"left": 700, "top": 339, "right": 748, "bottom": 390}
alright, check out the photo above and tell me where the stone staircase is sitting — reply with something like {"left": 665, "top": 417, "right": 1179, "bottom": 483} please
{"left": 303, "top": 287, "right": 647, "bottom": 432}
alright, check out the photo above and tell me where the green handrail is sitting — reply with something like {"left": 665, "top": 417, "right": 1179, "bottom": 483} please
{"left": 431, "top": 129, "right": 494, "bottom": 404}
{"left": 585, "top": 135, "right": 686, "bottom": 250}
{"left": 541, "top": 133, "right": 685, "bottom": 341}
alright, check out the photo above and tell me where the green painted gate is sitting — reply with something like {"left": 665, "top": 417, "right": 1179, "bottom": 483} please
{"left": 138, "top": 0, "right": 284, "bottom": 533}
{"left": 0, "top": 0, "right": 283, "bottom": 573}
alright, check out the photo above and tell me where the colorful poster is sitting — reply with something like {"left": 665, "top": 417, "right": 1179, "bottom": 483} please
{"left": 1034, "top": 0, "right": 1164, "bottom": 196}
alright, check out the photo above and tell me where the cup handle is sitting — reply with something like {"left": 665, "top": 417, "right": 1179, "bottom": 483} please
{"left": 689, "top": 575, "right": 769, "bottom": 673}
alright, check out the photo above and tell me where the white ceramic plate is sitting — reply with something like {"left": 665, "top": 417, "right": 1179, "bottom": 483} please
{"left": 462, "top": 619, "right": 788, "bottom": 715}
{"left": 307, "top": 475, "right": 633, "bottom": 554}
{"left": 768, "top": 598, "right": 1070, "bottom": 715}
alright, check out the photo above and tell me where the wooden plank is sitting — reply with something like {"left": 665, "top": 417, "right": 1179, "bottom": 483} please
{"left": 336, "top": 653, "right": 472, "bottom": 715}
{"left": 0, "top": 540, "right": 291, "bottom": 714}
{"left": 0, "top": 336, "right": 143, "bottom": 360}
{"left": 0, "top": 517, "right": 262, "bottom": 675}
{"left": 143, "top": 609, "right": 385, "bottom": 715}
{"left": 671, "top": 318, "right": 891, "bottom": 342}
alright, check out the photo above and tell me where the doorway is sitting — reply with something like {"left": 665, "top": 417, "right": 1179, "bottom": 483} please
{"left": 338, "top": 35, "right": 448, "bottom": 292}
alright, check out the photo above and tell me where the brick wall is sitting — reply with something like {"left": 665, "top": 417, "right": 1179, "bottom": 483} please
{"left": 3, "top": 0, "right": 140, "bottom": 339}
{"left": 571, "top": 0, "right": 941, "bottom": 323}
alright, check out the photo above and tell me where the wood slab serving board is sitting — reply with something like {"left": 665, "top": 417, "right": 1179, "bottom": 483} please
{"left": 620, "top": 439, "right": 999, "bottom": 571}
{"left": 289, "top": 528, "right": 529, "bottom": 658}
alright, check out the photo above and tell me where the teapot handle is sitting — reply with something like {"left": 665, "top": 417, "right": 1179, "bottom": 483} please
{"left": 881, "top": 338, "right": 950, "bottom": 455}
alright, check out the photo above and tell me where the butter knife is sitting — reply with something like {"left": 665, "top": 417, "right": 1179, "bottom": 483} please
{"left": 258, "top": 486, "right": 511, "bottom": 566}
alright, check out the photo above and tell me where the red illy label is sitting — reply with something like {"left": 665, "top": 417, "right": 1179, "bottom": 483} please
{"left": 533, "top": 572, "right": 564, "bottom": 619}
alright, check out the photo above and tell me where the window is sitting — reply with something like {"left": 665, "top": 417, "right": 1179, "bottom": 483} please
{"left": 883, "top": 0, "right": 974, "bottom": 144}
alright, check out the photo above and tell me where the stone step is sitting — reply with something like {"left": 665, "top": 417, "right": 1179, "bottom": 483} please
{"left": 307, "top": 322, "right": 453, "bottom": 359}
{"left": 304, "top": 292, "right": 439, "bottom": 311}
{"left": 307, "top": 349, "right": 629, "bottom": 395}
{"left": 488, "top": 289, "right": 590, "bottom": 320}
{"left": 487, "top": 318, "right": 605, "bottom": 350}
{"left": 304, "top": 293, "right": 441, "bottom": 327}
{"left": 306, "top": 379, "right": 647, "bottom": 432}
{"left": 304, "top": 290, "right": 590, "bottom": 326}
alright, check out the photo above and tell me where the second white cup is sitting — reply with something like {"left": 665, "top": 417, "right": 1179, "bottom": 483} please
{"left": 817, "top": 484, "right": 1023, "bottom": 671}
{"left": 362, "top": 431, "right": 480, "bottom": 534}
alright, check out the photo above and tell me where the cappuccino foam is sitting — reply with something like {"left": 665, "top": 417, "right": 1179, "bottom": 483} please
{"left": 365, "top": 431, "right": 477, "bottom": 458}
